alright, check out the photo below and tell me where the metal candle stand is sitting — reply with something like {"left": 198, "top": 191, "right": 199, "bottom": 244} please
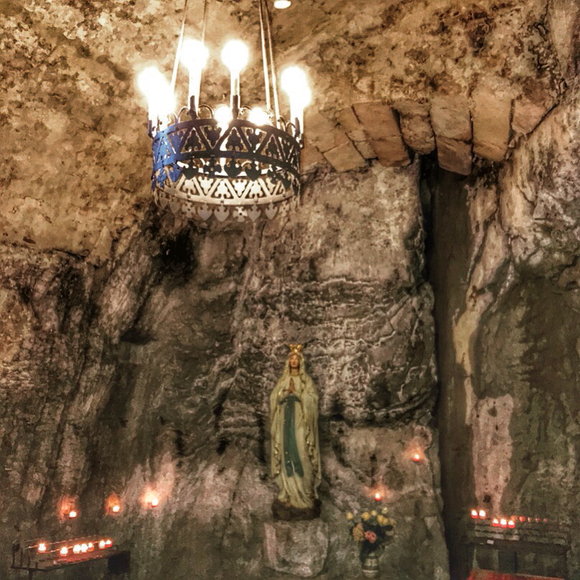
{"left": 11, "top": 536, "right": 130, "bottom": 579}
{"left": 466, "top": 514, "right": 570, "bottom": 578}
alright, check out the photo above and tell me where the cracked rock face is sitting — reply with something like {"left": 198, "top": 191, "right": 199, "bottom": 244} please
{"left": 1, "top": 0, "right": 578, "bottom": 578}
{"left": 432, "top": 80, "right": 579, "bottom": 579}
{"left": 0, "top": 165, "right": 448, "bottom": 579}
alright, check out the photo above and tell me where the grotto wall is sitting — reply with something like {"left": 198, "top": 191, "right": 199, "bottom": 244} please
{"left": 430, "top": 80, "right": 579, "bottom": 579}
{"left": 1, "top": 163, "right": 449, "bottom": 579}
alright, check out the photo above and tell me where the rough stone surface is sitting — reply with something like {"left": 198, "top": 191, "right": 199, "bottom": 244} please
{"left": 353, "top": 102, "right": 409, "bottom": 167}
{"left": 430, "top": 80, "right": 579, "bottom": 579}
{"left": 264, "top": 520, "right": 329, "bottom": 577}
{"left": 472, "top": 85, "right": 512, "bottom": 162}
{"left": 431, "top": 95, "right": 472, "bottom": 141}
{"left": 0, "top": 164, "right": 448, "bottom": 579}
{"left": 399, "top": 114, "right": 436, "bottom": 155}
{"left": 1, "top": 1, "right": 578, "bottom": 579}
{"left": 436, "top": 136, "right": 472, "bottom": 176}
{"left": 323, "top": 139, "right": 367, "bottom": 173}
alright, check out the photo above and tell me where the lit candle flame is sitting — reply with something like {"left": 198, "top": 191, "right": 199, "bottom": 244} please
{"left": 37, "top": 543, "right": 47, "bottom": 553}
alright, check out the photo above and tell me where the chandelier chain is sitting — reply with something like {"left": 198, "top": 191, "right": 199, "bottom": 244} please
{"left": 263, "top": 0, "right": 281, "bottom": 122}
{"left": 170, "top": 0, "right": 190, "bottom": 93}
{"left": 258, "top": 0, "right": 272, "bottom": 113}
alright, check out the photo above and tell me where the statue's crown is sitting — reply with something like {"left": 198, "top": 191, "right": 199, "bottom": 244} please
{"left": 288, "top": 343, "right": 303, "bottom": 355}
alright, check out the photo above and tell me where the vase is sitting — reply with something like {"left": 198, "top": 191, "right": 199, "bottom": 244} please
{"left": 361, "top": 552, "right": 379, "bottom": 577}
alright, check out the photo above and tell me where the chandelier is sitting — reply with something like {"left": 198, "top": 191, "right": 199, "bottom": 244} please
{"left": 137, "top": 0, "right": 311, "bottom": 222}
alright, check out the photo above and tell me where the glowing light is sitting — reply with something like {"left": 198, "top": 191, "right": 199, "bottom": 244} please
{"left": 500, "top": 518, "right": 507, "bottom": 527}
{"left": 150, "top": 496, "right": 159, "bottom": 508}
{"left": 180, "top": 39, "right": 209, "bottom": 111}
{"left": 112, "top": 504, "right": 121, "bottom": 513}
{"left": 374, "top": 492, "right": 383, "bottom": 502}
{"left": 221, "top": 40, "right": 249, "bottom": 76}
{"left": 215, "top": 105, "right": 233, "bottom": 132}
{"left": 37, "top": 543, "right": 47, "bottom": 553}
{"left": 137, "top": 66, "right": 175, "bottom": 124}
{"left": 519, "top": 516, "right": 526, "bottom": 522}
{"left": 68, "top": 510, "right": 77, "bottom": 519}
{"left": 248, "top": 107, "right": 270, "bottom": 126}
{"left": 81, "top": 543, "right": 88, "bottom": 553}
{"left": 470, "top": 509, "right": 478, "bottom": 518}
{"left": 59, "top": 547, "right": 69, "bottom": 557}
{"left": 411, "top": 452, "right": 422, "bottom": 463}
{"left": 478, "top": 509, "right": 487, "bottom": 518}
{"left": 88, "top": 542, "right": 94, "bottom": 551}
{"left": 73, "top": 544, "right": 81, "bottom": 554}
{"left": 281, "top": 66, "right": 311, "bottom": 132}
{"left": 492, "top": 518, "right": 499, "bottom": 527}
{"left": 508, "top": 519, "right": 515, "bottom": 528}
{"left": 105, "top": 539, "right": 113, "bottom": 547}
{"left": 274, "top": 0, "right": 292, "bottom": 8}
{"left": 221, "top": 40, "right": 249, "bottom": 106}
{"left": 98, "top": 540, "right": 106, "bottom": 550}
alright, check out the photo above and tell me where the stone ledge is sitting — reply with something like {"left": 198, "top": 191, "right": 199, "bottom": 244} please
{"left": 263, "top": 519, "right": 329, "bottom": 577}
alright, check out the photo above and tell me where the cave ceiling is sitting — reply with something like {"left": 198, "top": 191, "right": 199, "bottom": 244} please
{"left": 0, "top": 0, "right": 577, "bottom": 259}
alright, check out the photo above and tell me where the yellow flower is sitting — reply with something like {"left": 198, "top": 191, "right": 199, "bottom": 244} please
{"left": 345, "top": 512, "right": 354, "bottom": 521}
{"left": 377, "top": 515, "right": 387, "bottom": 526}
{"left": 352, "top": 523, "right": 365, "bottom": 541}
{"left": 371, "top": 510, "right": 377, "bottom": 517}
{"left": 361, "top": 512, "right": 370, "bottom": 520}
{"left": 381, "top": 507, "right": 389, "bottom": 515}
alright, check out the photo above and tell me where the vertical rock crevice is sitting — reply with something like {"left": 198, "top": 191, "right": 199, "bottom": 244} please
{"left": 428, "top": 80, "right": 579, "bottom": 579}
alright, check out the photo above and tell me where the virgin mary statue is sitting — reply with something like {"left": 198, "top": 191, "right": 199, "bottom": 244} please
{"left": 270, "top": 344, "right": 321, "bottom": 517}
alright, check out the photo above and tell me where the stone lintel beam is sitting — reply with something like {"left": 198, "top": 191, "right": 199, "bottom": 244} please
{"left": 472, "top": 87, "right": 512, "bottom": 162}
{"left": 301, "top": 140, "right": 327, "bottom": 174}
{"left": 512, "top": 92, "right": 555, "bottom": 135}
{"left": 399, "top": 114, "right": 436, "bottom": 154}
{"left": 305, "top": 110, "right": 366, "bottom": 172}
{"left": 430, "top": 94, "right": 472, "bottom": 141}
{"left": 324, "top": 140, "right": 367, "bottom": 172}
{"left": 337, "top": 107, "right": 376, "bottom": 160}
{"left": 436, "top": 136, "right": 472, "bottom": 175}
{"left": 352, "top": 102, "right": 410, "bottom": 167}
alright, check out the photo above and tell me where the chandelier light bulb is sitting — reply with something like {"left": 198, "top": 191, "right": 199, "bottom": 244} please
{"left": 222, "top": 40, "right": 249, "bottom": 108}
{"left": 248, "top": 107, "right": 270, "bottom": 126}
{"left": 137, "top": 66, "right": 175, "bottom": 124}
{"left": 180, "top": 38, "right": 209, "bottom": 71}
{"left": 215, "top": 104, "right": 233, "bottom": 131}
{"left": 180, "top": 39, "right": 209, "bottom": 112}
{"left": 274, "top": 0, "right": 292, "bottom": 8}
{"left": 281, "top": 66, "right": 311, "bottom": 132}
{"left": 221, "top": 40, "right": 249, "bottom": 75}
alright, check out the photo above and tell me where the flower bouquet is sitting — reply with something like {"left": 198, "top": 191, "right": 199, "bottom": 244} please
{"left": 346, "top": 507, "right": 396, "bottom": 574}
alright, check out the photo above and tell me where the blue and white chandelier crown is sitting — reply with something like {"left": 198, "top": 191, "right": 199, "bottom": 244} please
{"left": 137, "top": 0, "right": 311, "bottom": 222}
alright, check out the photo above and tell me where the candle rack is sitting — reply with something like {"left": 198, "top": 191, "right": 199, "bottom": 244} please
{"left": 11, "top": 536, "right": 130, "bottom": 579}
{"left": 465, "top": 510, "right": 570, "bottom": 578}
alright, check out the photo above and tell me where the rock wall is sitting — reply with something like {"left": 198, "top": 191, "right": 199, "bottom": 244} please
{"left": 430, "top": 81, "right": 579, "bottom": 578}
{"left": 0, "top": 164, "right": 449, "bottom": 579}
